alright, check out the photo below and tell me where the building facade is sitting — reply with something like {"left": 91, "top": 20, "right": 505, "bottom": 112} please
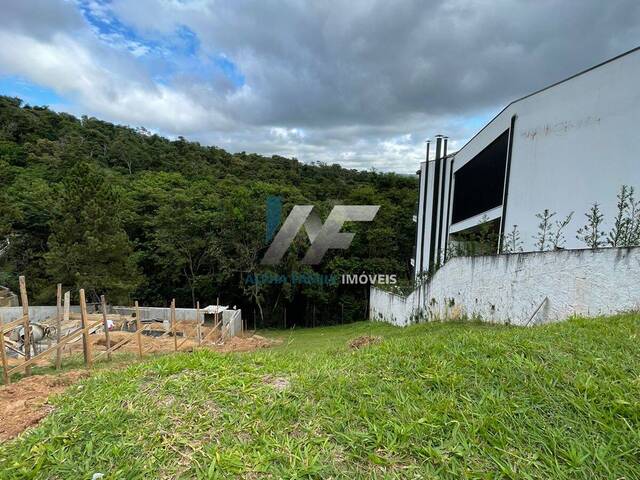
{"left": 414, "top": 46, "right": 640, "bottom": 279}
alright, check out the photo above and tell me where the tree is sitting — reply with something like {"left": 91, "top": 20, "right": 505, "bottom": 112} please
{"left": 533, "top": 209, "right": 556, "bottom": 251}
{"left": 45, "top": 162, "right": 141, "bottom": 303}
{"left": 576, "top": 203, "right": 605, "bottom": 248}
{"left": 608, "top": 185, "right": 632, "bottom": 247}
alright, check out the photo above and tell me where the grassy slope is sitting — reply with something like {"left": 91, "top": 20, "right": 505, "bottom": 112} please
{"left": 1, "top": 316, "right": 639, "bottom": 479}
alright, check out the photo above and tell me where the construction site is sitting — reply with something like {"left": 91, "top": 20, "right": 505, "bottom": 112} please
{"left": 0, "top": 276, "right": 280, "bottom": 441}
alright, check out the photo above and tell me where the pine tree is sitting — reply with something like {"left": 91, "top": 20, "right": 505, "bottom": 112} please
{"left": 45, "top": 162, "right": 140, "bottom": 303}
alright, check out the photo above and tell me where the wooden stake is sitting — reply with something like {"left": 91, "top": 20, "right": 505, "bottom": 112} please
{"left": 55, "top": 284, "right": 62, "bottom": 369}
{"left": 196, "top": 301, "right": 201, "bottom": 346}
{"left": 18, "top": 276, "right": 31, "bottom": 376}
{"left": 135, "top": 301, "right": 143, "bottom": 359}
{"left": 171, "top": 299, "right": 177, "bottom": 352}
{"left": 79, "top": 289, "right": 92, "bottom": 368}
{"left": 216, "top": 296, "right": 220, "bottom": 334}
{"left": 60, "top": 291, "right": 70, "bottom": 369}
{"left": 101, "top": 295, "right": 112, "bottom": 361}
{"left": 0, "top": 311, "right": 9, "bottom": 385}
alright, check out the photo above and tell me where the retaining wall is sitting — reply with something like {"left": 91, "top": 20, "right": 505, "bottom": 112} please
{"left": 371, "top": 247, "right": 640, "bottom": 326}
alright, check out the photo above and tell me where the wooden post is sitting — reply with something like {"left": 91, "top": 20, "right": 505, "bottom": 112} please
{"left": 196, "top": 301, "right": 201, "bottom": 347}
{"left": 101, "top": 295, "right": 112, "bottom": 361}
{"left": 79, "top": 289, "right": 93, "bottom": 367}
{"left": 60, "top": 291, "right": 70, "bottom": 369}
{"left": 55, "top": 284, "right": 62, "bottom": 369}
{"left": 216, "top": 297, "right": 220, "bottom": 333}
{"left": 171, "top": 299, "right": 177, "bottom": 352}
{"left": 0, "top": 310, "right": 9, "bottom": 385}
{"left": 135, "top": 301, "right": 143, "bottom": 359}
{"left": 18, "top": 276, "right": 32, "bottom": 376}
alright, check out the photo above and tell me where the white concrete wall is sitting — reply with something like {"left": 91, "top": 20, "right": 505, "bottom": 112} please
{"left": 112, "top": 306, "right": 205, "bottom": 323}
{"left": 0, "top": 306, "right": 81, "bottom": 324}
{"left": 371, "top": 247, "right": 640, "bottom": 326}
{"left": 223, "top": 310, "right": 243, "bottom": 337}
{"left": 451, "top": 48, "right": 640, "bottom": 251}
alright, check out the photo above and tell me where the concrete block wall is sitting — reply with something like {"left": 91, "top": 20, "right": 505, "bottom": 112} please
{"left": 223, "top": 310, "right": 243, "bottom": 337}
{"left": 112, "top": 306, "right": 205, "bottom": 323}
{"left": 371, "top": 247, "right": 640, "bottom": 326}
{"left": 0, "top": 306, "right": 81, "bottom": 324}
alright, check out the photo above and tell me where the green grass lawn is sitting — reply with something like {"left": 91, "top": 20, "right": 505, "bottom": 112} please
{"left": 1, "top": 315, "right": 639, "bottom": 479}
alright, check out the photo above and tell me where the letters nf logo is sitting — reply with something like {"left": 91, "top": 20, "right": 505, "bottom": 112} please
{"left": 262, "top": 196, "right": 380, "bottom": 265}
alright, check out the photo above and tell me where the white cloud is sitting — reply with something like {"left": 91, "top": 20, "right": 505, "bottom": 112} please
{"left": 0, "top": 0, "right": 638, "bottom": 173}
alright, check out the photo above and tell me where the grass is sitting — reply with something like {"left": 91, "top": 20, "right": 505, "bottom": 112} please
{"left": 1, "top": 314, "right": 639, "bottom": 479}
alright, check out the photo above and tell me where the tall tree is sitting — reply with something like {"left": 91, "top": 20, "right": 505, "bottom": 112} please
{"left": 45, "top": 162, "right": 140, "bottom": 303}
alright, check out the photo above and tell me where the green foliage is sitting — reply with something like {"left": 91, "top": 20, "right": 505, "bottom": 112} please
{"left": 1, "top": 314, "right": 639, "bottom": 478}
{"left": 607, "top": 185, "right": 640, "bottom": 247}
{"left": 0, "top": 96, "right": 417, "bottom": 324}
{"left": 552, "top": 211, "right": 574, "bottom": 249}
{"left": 501, "top": 224, "right": 523, "bottom": 253}
{"left": 576, "top": 203, "right": 606, "bottom": 248}
{"left": 533, "top": 209, "right": 556, "bottom": 251}
{"left": 45, "top": 162, "right": 141, "bottom": 303}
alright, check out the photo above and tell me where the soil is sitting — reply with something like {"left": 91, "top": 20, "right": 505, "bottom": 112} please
{"left": 0, "top": 332, "right": 280, "bottom": 440}
{"left": 0, "top": 371, "right": 88, "bottom": 442}
{"left": 348, "top": 335, "right": 382, "bottom": 349}
{"left": 217, "top": 334, "right": 281, "bottom": 352}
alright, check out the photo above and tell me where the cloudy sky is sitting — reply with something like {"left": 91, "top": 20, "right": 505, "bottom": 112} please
{"left": 0, "top": 1, "right": 638, "bottom": 173}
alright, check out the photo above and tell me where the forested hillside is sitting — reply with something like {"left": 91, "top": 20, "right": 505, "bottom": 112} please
{"left": 0, "top": 96, "right": 417, "bottom": 327}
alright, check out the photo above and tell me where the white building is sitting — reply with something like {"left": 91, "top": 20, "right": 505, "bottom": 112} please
{"left": 414, "top": 46, "right": 640, "bottom": 278}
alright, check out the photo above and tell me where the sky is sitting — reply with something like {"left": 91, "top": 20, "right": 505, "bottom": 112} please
{"left": 0, "top": 1, "right": 638, "bottom": 173}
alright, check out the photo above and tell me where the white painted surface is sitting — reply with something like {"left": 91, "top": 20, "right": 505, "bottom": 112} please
{"left": 414, "top": 161, "right": 427, "bottom": 274}
{"left": 371, "top": 247, "right": 640, "bottom": 326}
{"left": 449, "top": 205, "right": 502, "bottom": 234}
{"left": 113, "top": 306, "right": 204, "bottom": 323}
{"left": 450, "top": 48, "right": 640, "bottom": 252}
{"left": 0, "top": 306, "right": 81, "bottom": 324}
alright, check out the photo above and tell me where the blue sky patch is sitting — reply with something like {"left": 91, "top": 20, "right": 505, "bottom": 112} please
{"left": 0, "top": 76, "right": 64, "bottom": 107}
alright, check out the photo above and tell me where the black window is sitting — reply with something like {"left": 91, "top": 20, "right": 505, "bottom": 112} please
{"left": 451, "top": 130, "right": 508, "bottom": 224}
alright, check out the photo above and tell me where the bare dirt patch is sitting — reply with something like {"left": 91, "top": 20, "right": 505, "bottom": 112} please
{"left": 87, "top": 331, "right": 277, "bottom": 355}
{"left": 261, "top": 374, "right": 290, "bottom": 391}
{"left": 348, "top": 335, "right": 382, "bottom": 349}
{"left": 217, "top": 334, "right": 282, "bottom": 353}
{"left": 0, "top": 371, "right": 88, "bottom": 442}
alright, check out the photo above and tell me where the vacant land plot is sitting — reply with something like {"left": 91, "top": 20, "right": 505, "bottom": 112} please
{"left": 0, "top": 315, "right": 639, "bottom": 479}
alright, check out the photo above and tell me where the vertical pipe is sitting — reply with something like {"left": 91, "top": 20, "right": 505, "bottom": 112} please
{"left": 428, "top": 136, "right": 443, "bottom": 272}
{"left": 418, "top": 140, "right": 430, "bottom": 277}
{"left": 444, "top": 156, "right": 455, "bottom": 262}
{"left": 436, "top": 137, "right": 449, "bottom": 264}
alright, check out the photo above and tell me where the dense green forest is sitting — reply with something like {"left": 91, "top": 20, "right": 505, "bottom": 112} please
{"left": 0, "top": 96, "right": 417, "bottom": 327}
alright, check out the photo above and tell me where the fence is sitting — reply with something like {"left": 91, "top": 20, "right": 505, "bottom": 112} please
{"left": 0, "top": 276, "right": 239, "bottom": 385}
